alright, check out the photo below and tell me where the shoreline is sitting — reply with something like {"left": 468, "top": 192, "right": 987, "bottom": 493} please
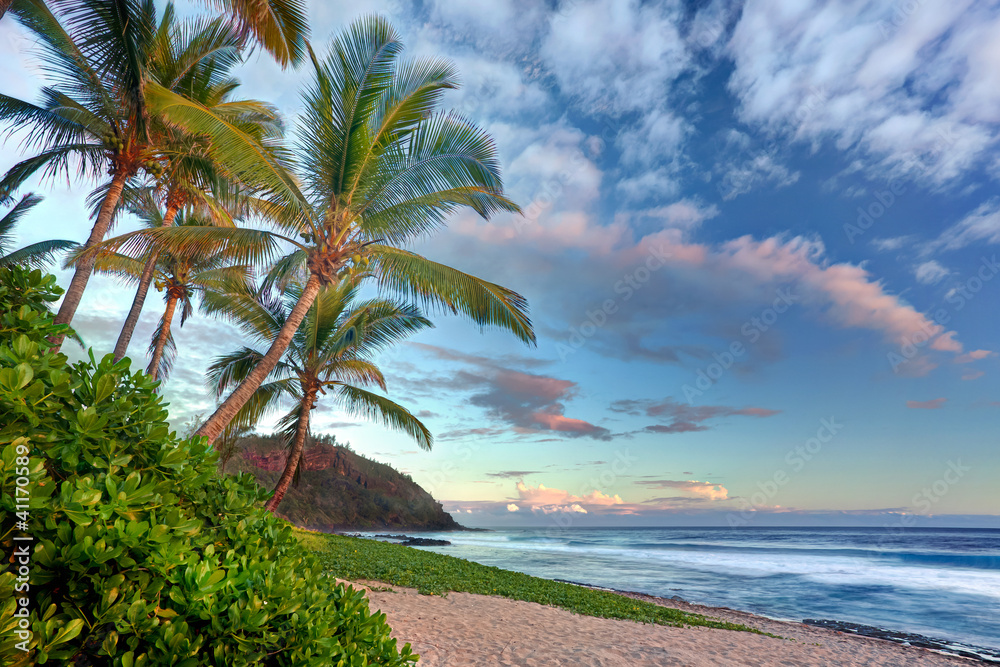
{"left": 339, "top": 532, "right": 1000, "bottom": 661}
{"left": 358, "top": 580, "right": 983, "bottom": 666}
{"left": 308, "top": 530, "right": 1000, "bottom": 664}
{"left": 616, "top": 588, "right": 1000, "bottom": 664}
{"left": 550, "top": 577, "right": 1000, "bottom": 663}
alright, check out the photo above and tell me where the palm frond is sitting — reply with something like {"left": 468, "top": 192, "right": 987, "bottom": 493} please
{"left": 0, "top": 239, "right": 78, "bottom": 268}
{"left": 80, "top": 225, "right": 287, "bottom": 269}
{"left": 206, "top": 346, "right": 267, "bottom": 397}
{"left": 322, "top": 358, "right": 386, "bottom": 390}
{"left": 145, "top": 81, "right": 306, "bottom": 219}
{"left": 200, "top": 278, "right": 290, "bottom": 349}
{"left": 223, "top": 378, "right": 297, "bottom": 434}
{"left": 335, "top": 384, "right": 432, "bottom": 450}
{"left": 343, "top": 57, "right": 460, "bottom": 203}
{"left": 297, "top": 15, "right": 402, "bottom": 207}
{"left": 355, "top": 112, "right": 520, "bottom": 243}
{"left": 371, "top": 245, "right": 535, "bottom": 345}
{"left": 0, "top": 144, "right": 105, "bottom": 199}
{"left": 0, "top": 92, "right": 95, "bottom": 150}
{"left": 9, "top": 0, "right": 118, "bottom": 121}
{"left": 0, "top": 192, "right": 43, "bottom": 250}
{"left": 207, "top": 0, "right": 309, "bottom": 67}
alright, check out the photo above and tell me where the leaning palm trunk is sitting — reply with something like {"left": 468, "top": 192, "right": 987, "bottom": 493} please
{"left": 113, "top": 205, "right": 180, "bottom": 362}
{"left": 148, "top": 293, "right": 178, "bottom": 382}
{"left": 265, "top": 389, "right": 315, "bottom": 512}
{"left": 195, "top": 273, "right": 323, "bottom": 444}
{"left": 51, "top": 170, "right": 129, "bottom": 350}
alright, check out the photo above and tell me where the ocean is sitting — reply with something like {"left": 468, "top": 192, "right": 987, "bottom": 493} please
{"left": 373, "top": 526, "right": 1000, "bottom": 652}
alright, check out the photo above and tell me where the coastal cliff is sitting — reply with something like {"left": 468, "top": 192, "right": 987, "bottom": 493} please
{"left": 225, "top": 434, "right": 463, "bottom": 531}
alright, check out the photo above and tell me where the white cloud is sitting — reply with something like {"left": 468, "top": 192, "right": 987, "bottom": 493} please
{"left": 930, "top": 199, "right": 1000, "bottom": 252}
{"left": 914, "top": 260, "right": 949, "bottom": 285}
{"left": 541, "top": 0, "right": 691, "bottom": 116}
{"left": 718, "top": 151, "right": 801, "bottom": 201}
{"left": 506, "top": 503, "right": 519, "bottom": 512}
{"left": 871, "top": 236, "right": 915, "bottom": 252}
{"left": 622, "top": 200, "right": 720, "bottom": 232}
{"left": 727, "top": 0, "right": 1000, "bottom": 185}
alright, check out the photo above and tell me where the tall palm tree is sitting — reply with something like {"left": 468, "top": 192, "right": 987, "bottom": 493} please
{"left": 88, "top": 206, "right": 249, "bottom": 382}
{"left": 206, "top": 278, "right": 432, "bottom": 511}
{"left": 1, "top": 0, "right": 160, "bottom": 349}
{"left": 112, "top": 5, "right": 282, "bottom": 363}
{"left": 1, "top": 0, "right": 292, "bottom": 351}
{"left": 0, "top": 193, "right": 77, "bottom": 267}
{"left": 92, "top": 16, "right": 535, "bottom": 445}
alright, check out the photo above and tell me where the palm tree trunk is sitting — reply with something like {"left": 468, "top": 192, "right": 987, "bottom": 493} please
{"left": 148, "top": 294, "right": 178, "bottom": 382}
{"left": 51, "top": 169, "right": 129, "bottom": 351}
{"left": 265, "top": 389, "right": 315, "bottom": 513}
{"left": 195, "top": 272, "right": 323, "bottom": 444}
{"left": 113, "top": 205, "right": 179, "bottom": 363}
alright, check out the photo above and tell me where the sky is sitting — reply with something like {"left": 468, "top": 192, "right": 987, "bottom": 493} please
{"left": 2, "top": 0, "right": 999, "bottom": 528}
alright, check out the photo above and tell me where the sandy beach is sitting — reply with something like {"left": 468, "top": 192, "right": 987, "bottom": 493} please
{"left": 357, "top": 581, "right": 973, "bottom": 666}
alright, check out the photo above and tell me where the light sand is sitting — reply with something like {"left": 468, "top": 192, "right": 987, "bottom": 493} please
{"left": 352, "top": 581, "right": 973, "bottom": 666}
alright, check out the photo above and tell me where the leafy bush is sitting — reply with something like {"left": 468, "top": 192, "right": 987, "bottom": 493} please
{"left": 0, "top": 267, "right": 417, "bottom": 665}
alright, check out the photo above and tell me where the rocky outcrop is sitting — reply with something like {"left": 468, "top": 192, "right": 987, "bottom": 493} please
{"left": 230, "top": 437, "right": 462, "bottom": 531}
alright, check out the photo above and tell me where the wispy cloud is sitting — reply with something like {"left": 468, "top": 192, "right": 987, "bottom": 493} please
{"left": 410, "top": 344, "right": 611, "bottom": 440}
{"left": 906, "top": 398, "right": 947, "bottom": 410}
{"left": 611, "top": 397, "right": 780, "bottom": 434}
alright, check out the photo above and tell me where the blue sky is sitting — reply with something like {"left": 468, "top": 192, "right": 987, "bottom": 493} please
{"left": 3, "top": 0, "right": 999, "bottom": 527}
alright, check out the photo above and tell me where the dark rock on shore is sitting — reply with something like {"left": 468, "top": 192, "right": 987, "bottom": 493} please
{"left": 803, "top": 619, "right": 1000, "bottom": 663}
{"left": 369, "top": 533, "right": 451, "bottom": 546}
{"left": 400, "top": 537, "right": 451, "bottom": 546}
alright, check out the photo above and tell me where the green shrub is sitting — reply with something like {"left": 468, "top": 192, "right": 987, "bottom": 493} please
{"left": 0, "top": 267, "right": 417, "bottom": 666}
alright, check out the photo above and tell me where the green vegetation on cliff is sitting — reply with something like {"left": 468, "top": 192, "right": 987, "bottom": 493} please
{"left": 223, "top": 434, "right": 462, "bottom": 531}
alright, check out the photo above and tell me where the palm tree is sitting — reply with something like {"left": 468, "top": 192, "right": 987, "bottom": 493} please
{"left": 89, "top": 205, "right": 249, "bottom": 382}
{"left": 112, "top": 5, "right": 282, "bottom": 363}
{"left": 205, "top": 278, "right": 432, "bottom": 511}
{"left": 0, "top": 193, "right": 77, "bottom": 267}
{"left": 1, "top": 0, "right": 292, "bottom": 351}
{"left": 1, "top": 0, "right": 161, "bottom": 349}
{"left": 92, "top": 16, "right": 535, "bottom": 445}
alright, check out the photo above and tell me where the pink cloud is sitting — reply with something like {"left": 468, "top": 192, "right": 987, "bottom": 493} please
{"left": 631, "top": 232, "right": 966, "bottom": 359}
{"left": 444, "top": 198, "right": 969, "bottom": 373}
{"left": 906, "top": 398, "right": 947, "bottom": 409}
{"left": 494, "top": 372, "right": 575, "bottom": 402}
{"left": 514, "top": 481, "right": 624, "bottom": 513}
{"left": 530, "top": 411, "right": 602, "bottom": 434}
{"left": 635, "top": 479, "right": 729, "bottom": 501}
{"left": 737, "top": 407, "right": 782, "bottom": 417}
{"left": 955, "top": 349, "right": 995, "bottom": 363}
{"left": 961, "top": 370, "right": 985, "bottom": 381}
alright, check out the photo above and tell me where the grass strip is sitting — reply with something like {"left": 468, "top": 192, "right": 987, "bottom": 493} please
{"left": 297, "top": 529, "right": 764, "bottom": 634}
